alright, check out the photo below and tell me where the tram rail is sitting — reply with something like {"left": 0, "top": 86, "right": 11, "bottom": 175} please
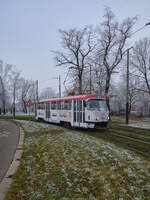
{"left": 80, "top": 126, "right": 150, "bottom": 158}
{"left": 103, "top": 128, "right": 150, "bottom": 157}
{"left": 109, "top": 132, "right": 150, "bottom": 145}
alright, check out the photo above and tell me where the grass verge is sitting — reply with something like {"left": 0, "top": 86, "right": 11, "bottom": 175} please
{"left": 0, "top": 115, "right": 36, "bottom": 121}
{"left": 5, "top": 120, "right": 150, "bottom": 200}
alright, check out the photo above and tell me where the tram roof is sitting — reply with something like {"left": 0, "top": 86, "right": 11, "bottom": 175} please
{"left": 38, "top": 94, "right": 106, "bottom": 103}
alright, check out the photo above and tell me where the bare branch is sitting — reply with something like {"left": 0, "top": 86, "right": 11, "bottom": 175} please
{"left": 96, "top": 7, "right": 137, "bottom": 96}
{"left": 53, "top": 26, "right": 97, "bottom": 94}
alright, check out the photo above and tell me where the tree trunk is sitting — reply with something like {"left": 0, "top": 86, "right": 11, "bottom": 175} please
{"left": 78, "top": 72, "right": 82, "bottom": 94}
{"left": 104, "top": 74, "right": 111, "bottom": 112}
{"left": 23, "top": 100, "right": 27, "bottom": 113}
{"left": 0, "top": 77, "right": 6, "bottom": 114}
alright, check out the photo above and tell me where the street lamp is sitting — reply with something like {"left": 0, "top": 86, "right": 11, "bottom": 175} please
{"left": 125, "top": 22, "right": 150, "bottom": 125}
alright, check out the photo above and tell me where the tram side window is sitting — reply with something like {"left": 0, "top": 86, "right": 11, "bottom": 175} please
{"left": 69, "top": 101, "right": 72, "bottom": 110}
{"left": 57, "top": 102, "right": 61, "bottom": 110}
{"left": 64, "top": 100, "right": 72, "bottom": 110}
{"left": 38, "top": 103, "right": 45, "bottom": 109}
{"left": 74, "top": 100, "right": 76, "bottom": 110}
{"left": 60, "top": 101, "right": 64, "bottom": 110}
{"left": 46, "top": 102, "right": 50, "bottom": 109}
{"left": 51, "top": 102, "right": 57, "bottom": 110}
{"left": 64, "top": 101, "right": 68, "bottom": 110}
{"left": 77, "top": 100, "right": 82, "bottom": 111}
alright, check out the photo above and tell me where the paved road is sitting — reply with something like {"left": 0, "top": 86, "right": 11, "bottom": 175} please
{"left": 0, "top": 120, "right": 19, "bottom": 183}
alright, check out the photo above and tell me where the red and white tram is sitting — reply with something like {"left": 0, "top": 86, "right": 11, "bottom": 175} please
{"left": 36, "top": 94, "right": 109, "bottom": 129}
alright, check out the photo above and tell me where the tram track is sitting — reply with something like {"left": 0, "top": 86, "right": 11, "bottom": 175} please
{"left": 107, "top": 130, "right": 150, "bottom": 157}
{"left": 81, "top": 126, "right": 150, "bottom": 158}
{"left": 109, "top": 131, "right": 150, "bottom": 145}
{"left": 37, "top": 120, "right": 150, "bottom": 157}
{"left": 108, "top": 125, "right": 150, "bottom": 155}
{"left": 108, "top": 125, "right": 150, "bottom": 143}
{"left": 125, "top": 146, "right": 150, "bottom": 157}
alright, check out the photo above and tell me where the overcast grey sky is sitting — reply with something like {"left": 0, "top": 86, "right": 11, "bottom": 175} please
{"left": 0, "top": 0, "right": 150, "bottom": 93}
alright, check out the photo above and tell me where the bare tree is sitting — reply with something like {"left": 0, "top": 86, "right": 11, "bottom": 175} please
{"left": 18, "top": 78, "right": 35, "bottom": 113}
{"left": 53, "top": 26, "right": 97, "bottom": 94}
{"left": 128, "top": 76, "right": 140, "bottom": 113}
{"left": 110, "top": 70, "right": 140, "bottom": 115}
{"left": 96, "top": 7, "right": 137, "bottom": 109}
{"left": 10, "top": 69, "right": 21, "bottom": 117}
{"left": 90, "top": 56, "right": 106, "bottom": 94}
{"left": 39, "top": 87, "right": 56, "bottom": 99}
{"left": 108, "top": 81, "right": 124, "bottom": 114}
{"left": 132, "top": 37, "right": 150, "bottom": 95}
{"left": 0, "top": 60, "right": 12, "bottom": 114}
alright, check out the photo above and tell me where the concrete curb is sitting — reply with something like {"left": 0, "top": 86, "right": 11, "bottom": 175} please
{"left": 0, "top": 123, "right": 24, "bottom": 200}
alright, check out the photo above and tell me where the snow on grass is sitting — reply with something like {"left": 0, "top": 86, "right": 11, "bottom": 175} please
{"left": 6, "top": 120, "right": 150, "bottom": 200}
{"left": 16, "top": 120, "right": 61, "bottom": 132}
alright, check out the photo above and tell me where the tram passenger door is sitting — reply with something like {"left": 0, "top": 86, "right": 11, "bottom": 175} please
{"left": 73, "top": 100, "right": 84, "bottom": 126}
{"left": 46, "top": 102, "right": 50, "bottom": 120}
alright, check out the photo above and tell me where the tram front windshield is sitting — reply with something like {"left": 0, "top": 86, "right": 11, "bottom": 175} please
{"left": 87, "top": 99, "right": 108, "bottom": 111}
